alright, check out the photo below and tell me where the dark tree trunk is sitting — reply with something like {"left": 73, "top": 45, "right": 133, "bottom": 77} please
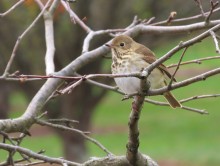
{"left": 0, "top": 82, "right": 10, "bottom": 119}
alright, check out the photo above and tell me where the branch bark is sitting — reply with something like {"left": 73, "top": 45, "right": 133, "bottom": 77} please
{"left": 126, "top": 96, "right": 146, "bottom": 166}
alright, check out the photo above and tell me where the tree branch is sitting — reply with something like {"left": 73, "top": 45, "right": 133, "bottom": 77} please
{"left": 167, "top": 55, "right": 220, "bottom": 68}
{"left": 168, "top": 47, "right": 188, "bottom": 88}
{"left": 194, "top": 0, "right": 205, "bottom": 17}
{"left": 142, "top": 22, "right": 220, "bottom": 81}
{"left": 36, "top": 119, "right": 113, "bottom": 156}
{"left": 210, "top": 30, "right": 220, "bottom": 53}
{"left": 0, "top": 0, "right": 25, "bottom": 17}
{"left": 126, "top": 96, "right": 145, "bottom": 165}
{"left": 61, "top": 1, "right": 92, "bottom": 32}
{"left": 83, "top": 155, "right": 158, "bottom": 166}
{"left": 148, "top": 67, "right": 220, "bottom": 96}
{"left": 0, "top": 143, "right": 80, "bottom": 166}
{"left": 205, "top": 0, "right": 219, "bottom": 23}
{"left": 43, "top": 0, "right": 60, "bottom": 75}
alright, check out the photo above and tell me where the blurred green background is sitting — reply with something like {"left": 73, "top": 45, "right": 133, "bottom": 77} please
{"left": 0, "top": 0, "right": 220, "bottom": 166}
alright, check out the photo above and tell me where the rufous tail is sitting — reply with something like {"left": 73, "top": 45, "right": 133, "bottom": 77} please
{"left": 163, "top": 92, "right": 181, "bottom": 108}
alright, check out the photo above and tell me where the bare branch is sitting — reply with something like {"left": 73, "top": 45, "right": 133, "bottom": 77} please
{"left": 180, "top": 94, "right": 220, "bottom": 103}
{"left": 142, "top": 22, "right": 220, "bottom": 81}
{"left": 60, "top": 78, "right": 84, "bottom": 94}
{"left": 74, "top": 73, "right": 209, "bottom": 114}
{"left": 125, "top": 15, "right": 140, "bottom": 29}
{"left": 61, "top": 1, "right": 92, "bottom": 33}
{"left": 36, "top": 119, "right": 113, "bottom": 156}
{"left": 205, "top": 0, "right": 219, "bottom": 23}
{"left": 44, "top": 11, "right": 56, "bottom": 75}
{"left": 168, "top": 47, "right": 188, "bottom": 88}
{"left": 49, "top": 0, "right": 60, "bottom": 14}
{"left": 148, "top": 67, "right": 220, "bottom": 96}
{"left": 194, "top": 0, "right": 205, "bottom": 16}
{"left": 126, "top": 95, "right": 145, "bottom": 165}
{"left": 167, "top": 55, "right": 220, "bottom": 68}
{"left": 42, "top": 0, "right": 60, "bottom": 75}
{"left": 0, "top": 143, "right": 80, "bottom": 166}
{"left": 134, "top": 20, "right": 220, "bottom": 36}
{"left": 34, "top": 0, "right": 44, "bottom": 10}
{"left": 144, "top": 98, "right": 208, "bottom": 114}
{"left": 152, "top": 7, "right": 220, "bottom": 25}
{"left": 0, "top": 0, "right": 25, "bottom": 17}
{"left": 47, "top": 118, "right": 79, "bottom": 124}
{"left": 210, "top": 30, "right": 220, "bottom": 53}
{"left": 82, "top": 29, "right": 124, "bottom": 53}
{"left": 74, "top": 73, "right": 121, "bottom": 92}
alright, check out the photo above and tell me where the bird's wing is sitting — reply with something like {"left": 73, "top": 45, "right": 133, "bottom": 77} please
{"left": 135, "top": 44, "right": 176, "bottom": 81}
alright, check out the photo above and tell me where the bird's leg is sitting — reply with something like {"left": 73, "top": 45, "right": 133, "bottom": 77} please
{"left": 122, "top": 94, "right": 130, "bottom": 101}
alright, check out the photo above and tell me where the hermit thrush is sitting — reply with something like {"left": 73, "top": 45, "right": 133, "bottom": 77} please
{"left": 107, "top": 35, "right": 181, "bottom": 108}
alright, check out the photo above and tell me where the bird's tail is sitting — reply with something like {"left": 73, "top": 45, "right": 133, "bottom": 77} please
{"left": 163, "top": 91, "right": 181, "bottom": 108}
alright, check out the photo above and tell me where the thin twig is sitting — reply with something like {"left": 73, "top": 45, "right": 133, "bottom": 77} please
{"left": 0, "top": 0, "right": 25, "bottom": 17}
{"left": 36, "top": 119, "right": 113, "bottom": 156}
{"left": 142, "top": 22, "right": 220, "bottom": 85}
{"left": 167, "top": 55, "right": 220, "bottom": 68}
{"left": 34, "top": 0, "right": 44, "bottom": 10}
{"left": 125, "top": 15, "right": 140, "bottom": 29}
{"left": 0, "top": 131, "right": 15, "bottom": 145}
{"left": 144, "top": 98, "right": 208, "bottom": 114}
{"left": 60, "top": 78, "right": 84, "bottom": 94}
{"left": 151, "top": 7, "right": 220, "bottom": 26}
{"left": 180, "top": 94, "right": 220, "bottom": 103}
{"left": 168, "top": 47, "right": 188, "bottom": 88}
{"left": 12, "top": 72, "right": 142, "bottom": 82}
{"left": 210, "top": 30, "right": 220, "bottom": 53}
{"left": 148, "top": 67, "right": 220, "bottom": 96}
{"left": 36, "top": 119, "right": 90, "bottom": 134}
{"left": 74, "top": 73, "right": 120, "bottom": 92}
{"left": 82, "top": 29, "right": 125, "bottom": 53}
{"left": 194, "top": 0, "right": 205, "bottom": 17}
{"left": 75, "top": 73, "right": 210, "bottom": 114}
{"left": 61, "top": 1, "right": 92, "bottom": 33}
{"left": 7, "top": 150, "right": 46, "bottom": 166}
{"left": 205, "top": 0, "right": 219, "bottom": 23}
{"left": 0, "top": 143, "right": 80, "bottom": 166}
{"left": 47, "top": 118, "right": 79, "bottom": 124}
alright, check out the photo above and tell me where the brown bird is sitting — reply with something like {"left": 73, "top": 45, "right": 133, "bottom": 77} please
{"left": 107, "top": 35, "right": 181, "bottom": 108}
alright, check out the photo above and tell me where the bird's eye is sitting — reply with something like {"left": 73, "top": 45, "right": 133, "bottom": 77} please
{"left": 120, "top": 42, "right": 125, "bottom": 47}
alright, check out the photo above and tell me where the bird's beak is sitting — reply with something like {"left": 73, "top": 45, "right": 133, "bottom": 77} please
{"left": 105, "top": 43, "right": 113, "bottom": 48}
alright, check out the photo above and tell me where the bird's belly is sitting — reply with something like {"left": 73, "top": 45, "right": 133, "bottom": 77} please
{"left": 114, "top": 77, "right": 141, "bottom": 94}
{"left": 113, "top": 65, "right": 166, "bottom": 94}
